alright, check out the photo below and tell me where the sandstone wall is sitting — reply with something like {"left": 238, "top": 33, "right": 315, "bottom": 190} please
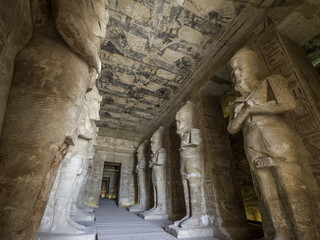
{"left": 84, "top": 137, "right": 138, "bottom": 207}
{"left": 162, "top": 123, "right": 186, "bottom": 221}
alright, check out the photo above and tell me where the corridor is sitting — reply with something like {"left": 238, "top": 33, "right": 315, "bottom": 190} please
{"left": 96, "top": 199, "right": 216, "bottom": 240}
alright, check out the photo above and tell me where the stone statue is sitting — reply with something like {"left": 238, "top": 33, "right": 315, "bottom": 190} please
{"left": 139, "top": 126, "right": 168, "bottom": 219}
{"left": 129, "top": 140, "right": 149, "bottom": 212}
{"left": 38, "top": 87, "right": 102, "bottom": 238}
{"left": 227, "top": 47, "right": 318, "bottom": 239}
{"left": 165, "top": 101, "right": 213, "bottom": 238}
{"left": 71, "top": 86, "right": 102, "bottom": 218}
{"left": 175, "top": 101, "right": 203, "bottom": 228}
{"left": 0, "top": 1, "right": 108, "bottom": 238}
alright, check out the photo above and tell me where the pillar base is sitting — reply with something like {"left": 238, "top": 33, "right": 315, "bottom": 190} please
{"left": 37, "top": 233, "right": 96, "bottom": 240}
{"left": 71, "top": 212, "right": 95, "bottom": 221}
{"left": 138, "top": 212, "right": 168, "bottom": 220}
{"left": 165, "top": 225, "right": 213, "bottom": 238}
{"left": 128, "top": 204, "right": 147, "bottom": 213}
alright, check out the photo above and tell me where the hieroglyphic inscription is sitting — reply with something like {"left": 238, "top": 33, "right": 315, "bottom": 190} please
{"left": 193, "top": 95, "right": 216, "bottom": 218}
{"left": 168, "top": 124, "right": 186, "bottom": 220}
{"left": 259, "top": 31, "right": 320, "bottom": 187}
{"left": 194, "top": 94, "right": 247, "bottom": 226}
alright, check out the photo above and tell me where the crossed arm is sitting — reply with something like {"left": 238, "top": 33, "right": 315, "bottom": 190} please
{"left": 149, "top": 149, "right": 167, "bottom": 167}
{"left": 227, "top": 76, "right": 296, "bottom": 134}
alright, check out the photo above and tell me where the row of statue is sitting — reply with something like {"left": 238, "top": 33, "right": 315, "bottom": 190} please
{"left": 130, "top": 48, "right": 320, "bottom": 239}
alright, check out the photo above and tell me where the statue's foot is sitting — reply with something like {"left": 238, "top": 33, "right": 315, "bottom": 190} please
{"left": 173, "top": 215, "right": 189, "bottom": 227}
{"left": 143, "top": 207, "right": 156, "bottom": 214}
{"left": 144, "top": 208, "right": 165, "bottom": 216}
{"left": 274, "top": 233, "right": 291, "bottom": 240}
{"left": 180, "top": 217, "right": 201, "bottom": 229}
{"left": 68, "top": 219, "right": 87, "bottom": 231}
{"left": 51, "top": 221, "right": 86, "bottom": 234}
{"left": 129, "top": 203, "right": 145, "bottom": 210}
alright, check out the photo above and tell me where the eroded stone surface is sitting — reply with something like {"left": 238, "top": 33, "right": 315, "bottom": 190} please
{"left": 0, "top": 33, "right": 89, "bottom": 240}
{"left": 0, "top": 0, "right": 33, "bottom": 138}
{"left": 52, "top": 0, "right": 109, "bottom": 72}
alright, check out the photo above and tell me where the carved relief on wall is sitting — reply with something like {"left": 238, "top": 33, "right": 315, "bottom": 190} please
{"left": 168, "top": 124, "right": 186, "bottom": 220}
{"left": 257, "top": 30, "right": 320, "bottom": 187}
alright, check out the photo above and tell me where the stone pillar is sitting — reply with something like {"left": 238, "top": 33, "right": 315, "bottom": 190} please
{"left": 129, "top": 140, "right": 149, "bottom": 212}
{"left": 193, "top": 95, "right": 261, "bottom": 239}
{"left": 165, "top": 101, "right": 213, "bottom": 238}
{"left": 139, "top": 126, "right": 168, "bottom": 220}
{"left": 83, "top": 155, "right": 105, "bottom": 207}
{"left": 0, "top": 1, "right": 108, "bottom": 239}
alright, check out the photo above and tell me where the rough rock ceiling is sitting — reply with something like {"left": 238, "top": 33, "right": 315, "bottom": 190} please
{"left": 97, "top": 0, "right": 320, "bottom": 141}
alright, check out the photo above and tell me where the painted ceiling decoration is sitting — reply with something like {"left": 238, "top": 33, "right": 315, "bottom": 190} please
{"left": 96, "top": 0, "right": 320, "bottom": 141}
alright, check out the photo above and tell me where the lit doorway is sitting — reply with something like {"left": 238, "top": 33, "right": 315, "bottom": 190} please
{"left": 100, "top": 162, "right": 121, "bottom": 205}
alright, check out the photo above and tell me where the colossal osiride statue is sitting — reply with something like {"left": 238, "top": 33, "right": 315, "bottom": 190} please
{"left": 71, "top": 86, "right": 102, "bottom": 220}
{"left": 38, "top": 87, "right": 102, "bottom": 239}
{"left": 129, "top": 140, "right": 149, "bottom": 212}
{"left": 0, "top": 1, "right": 108, "bottom": 239}
{"left": 166, "top": 101, "right": 213, "bottom": 238}
{"left": 139, "top": 126, "right": 168, "bottom": 220}
{"left": 227, "top": 47, "right": 319, "bottom": 240}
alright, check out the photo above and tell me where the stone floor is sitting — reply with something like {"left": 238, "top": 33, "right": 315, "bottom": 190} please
{"left": 96, "top": 199, "right": 217, "bottom": 240}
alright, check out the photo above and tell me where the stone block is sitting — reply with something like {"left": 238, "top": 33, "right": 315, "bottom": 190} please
{"left": 166, "top": 225, "right": 213, "bottom": 239}
{"left": 70, "top": 213, "right": 95, "bottom": 222}
{"left": 128, "top": 206, "right": 147, "bottom": 213}
{"left": 138, "top": 212, "right": 169, "bottom": 220}
{"left": 37, "top": 232, "right": 96, "bottom": 240}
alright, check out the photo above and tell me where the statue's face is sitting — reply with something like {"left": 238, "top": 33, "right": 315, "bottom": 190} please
{"left": 137, "top": 147, "right": 144, "bottom": 159}
{"left": 176, "top": 102, "right": 193, "bottom": 136}
{"left": 151, "top": 132, "right": 160, "bottom": 153}
{"left": 230, "top": 57, "right": 256, "bottom": 94}
{"left": 176, "top": 112, "right": 187, "bottom": 136}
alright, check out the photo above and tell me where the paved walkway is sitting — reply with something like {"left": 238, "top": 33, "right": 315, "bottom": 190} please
{"left": 96, "top": 199, "right": 216, "bottom": 240}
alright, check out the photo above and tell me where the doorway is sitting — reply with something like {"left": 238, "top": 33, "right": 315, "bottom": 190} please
{"left": 100, "top": 162, "right": 121, "bottom": 205}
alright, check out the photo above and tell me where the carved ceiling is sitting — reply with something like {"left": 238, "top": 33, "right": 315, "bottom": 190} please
{"left": 97, "top": 0, "right": 320, "bottom": 141}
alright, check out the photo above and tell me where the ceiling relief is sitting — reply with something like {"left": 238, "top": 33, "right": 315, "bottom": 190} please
{"left": 97, "top": 0, "right": 244, "bottom": 139}
{"left": 96, "top": 0, "right": 312, "bottom": 141}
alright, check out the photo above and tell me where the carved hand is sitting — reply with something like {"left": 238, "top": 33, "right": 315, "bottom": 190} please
{"left": 234, "top": 102, "right": 245, "bottom": 117}
{"left": 228, "top": 102, "right": 250, "bottom": 134}
{"left": 149, "top": 160, "right": 153, "bottom": 168}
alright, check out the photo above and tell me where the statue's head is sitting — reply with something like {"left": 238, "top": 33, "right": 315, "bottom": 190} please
{"left": 150, "top": 126, "right": 164, "bottom": 153}
{"left": 229, "top": 47, "right": 259, "bottom": 94}
{"left": 86, "top": 85, "right": 102, "bottom": 121}
{"left": 87, "top": 142, "right": 94, "bottom": 160}
{"left": 176, "top": 101, "right": 194, "bottom": 136}
{"left": 137, "top": 140, "right": 148, "bottom": 159}
{"left": 78, "top": 99, "right": 94, "bottom": 138}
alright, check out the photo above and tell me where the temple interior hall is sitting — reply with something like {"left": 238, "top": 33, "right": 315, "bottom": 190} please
{"left": 1, "top": 0, "right": 320, "bottom": 240}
